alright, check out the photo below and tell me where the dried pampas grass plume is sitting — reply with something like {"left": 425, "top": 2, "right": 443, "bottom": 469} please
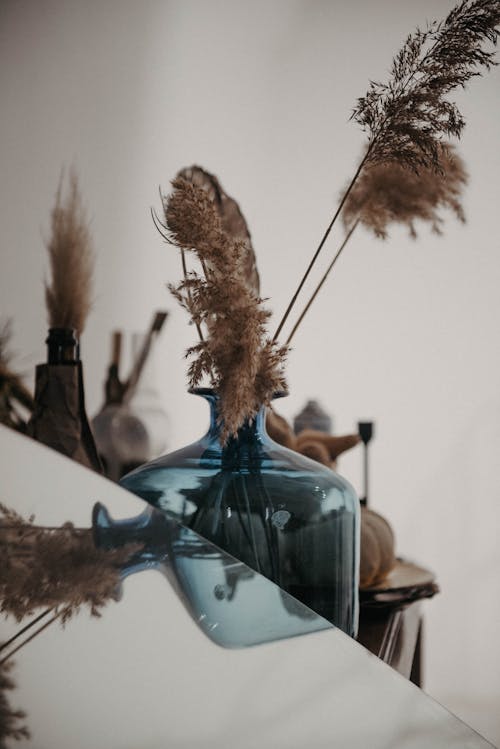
{"left": 353, "top": 0, "right": 500, "bottom": 171}
{"left": 0, "top": 658, "right": 29, "bottom": 747}
{"left": 176, "top": 165, "right": 260, "bottom": 294}
{"left": 342, "top": 145, "right": 468, "bottom": 239}
{"left": 45, "top": 168, "right": 94, "bottom": 336}
{"left": 286, "top": 146, "right": 467, "bottom": 344}
{"left": 160, "top": 175, "right": 287, "bottom": 441}
{"left": 0, "top": 504, "right": 137, "bottom": 623}
{"left": 274, "top": 0, "right": 499, "bottom": 341}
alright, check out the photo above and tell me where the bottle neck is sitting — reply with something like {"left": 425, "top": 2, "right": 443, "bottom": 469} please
{"left": 195, "top": 389, "right": 268, "bottom": 447}
{"left": 46, "top": 328, "right": 79, "bottom": 365}
{"left": 105, "top": 363, "right": 125, "bottom": 404}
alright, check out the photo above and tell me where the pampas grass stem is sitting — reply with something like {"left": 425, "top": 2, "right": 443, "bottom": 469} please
{"left": 285, "top": 219, "right": 360, "bottom": 346}
{"left": 272, "top": 156, "right": 369, "bottom": 342}
{"left": 273, "top": 0, "right": 499, "bottom": 343}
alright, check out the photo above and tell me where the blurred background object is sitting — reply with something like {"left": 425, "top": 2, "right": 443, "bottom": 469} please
{"left": 27, "top": 327, "right": 102, "bottom": 472}
{"left": 358, "top": 421, "right": 374, "bottom": 506}
{"left": 293, "top": 399, "right": 332, "bottom": 434}
{"left": 26, "top": 171, "right": 102, "bottom": 472}
{"left": 0, "top": 319, "right": 34, "bottom": 433}
{"left": 92, "top": 313, "right": 169, "bottom": 480}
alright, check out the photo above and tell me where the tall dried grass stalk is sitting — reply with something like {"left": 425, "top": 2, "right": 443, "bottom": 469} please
{"left": 285, "top": 220, "right": 360, "bottom": 346}
{"left": 273, "top": 0, "right": 499, "bottom": 342}
{"left": 162, "top": 176, "right": 287, "bottom": 441}
{"left": 353, "top": 0, "right": 500, "bottom": 171}
{"left": 45, "top": 168, "right": 94, "bottom": 336}
{"left": 287, "top": 144, "right": 468, "bottom": 343}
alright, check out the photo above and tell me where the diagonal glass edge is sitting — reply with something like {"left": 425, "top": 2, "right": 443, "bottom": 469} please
{"left": 93, "top": 501, "right": 334, "bottom": 649}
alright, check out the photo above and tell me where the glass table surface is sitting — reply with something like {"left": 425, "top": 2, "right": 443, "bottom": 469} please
{"left": 0, "top": 426, "right": 494, "bottom": 749}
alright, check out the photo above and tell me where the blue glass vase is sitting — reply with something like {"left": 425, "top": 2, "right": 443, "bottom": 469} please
{"left": 120, "top": 389, "right": 360, "bottom": 636}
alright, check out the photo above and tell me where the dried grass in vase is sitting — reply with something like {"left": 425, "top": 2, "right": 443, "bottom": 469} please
{"left": 157, "top": 173, "right": 287, "bottom": 441}
{"left": 342, "top": 145, "right": 468, "bottom": 239}
{"left": 45, "top": 167, "right": 94, "bottom": 336}
{"left": 286, "top": 145, "right": 468, "bottom": 344}
{"left": 153, "top": 2, "right": 499, "bottom": 427}
{"left": 274, "top": 0, "right": 500, "bottom": 341}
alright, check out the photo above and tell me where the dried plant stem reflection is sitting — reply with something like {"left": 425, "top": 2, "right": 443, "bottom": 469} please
{"left": 0, "top": 608, "right": 54, "bottom": 654}
{"left": 0, "top": 611, "right": 61, "bottom": 667}
{"left": 0, "top": 505, "right": 140, "bottom": 629}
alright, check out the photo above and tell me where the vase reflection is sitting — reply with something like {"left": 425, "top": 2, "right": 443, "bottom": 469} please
{"left": 92, "top": 502, "right": 332, "bottom": 648}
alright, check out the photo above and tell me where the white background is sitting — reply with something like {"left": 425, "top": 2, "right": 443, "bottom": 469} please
{"left": 1, "top": 0, "right": 499, "bottom": 743}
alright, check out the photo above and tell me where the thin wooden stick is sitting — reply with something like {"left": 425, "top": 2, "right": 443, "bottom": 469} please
{"left": 285, "top": 220, "right": 359, "bottom": 346}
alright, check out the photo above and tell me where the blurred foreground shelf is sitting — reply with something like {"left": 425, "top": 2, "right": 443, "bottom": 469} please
{"left": 358, "top": 559, "right": 439, "bottom": 685}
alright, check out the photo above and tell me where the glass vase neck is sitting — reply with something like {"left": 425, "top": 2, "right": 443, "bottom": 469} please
{"left": 191, "top": 388, "right": 268, "bottom": 445}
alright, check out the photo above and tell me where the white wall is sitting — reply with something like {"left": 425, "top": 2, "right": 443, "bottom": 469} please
{"left": 1, "top": 0, "right": 499, "bottom": 742}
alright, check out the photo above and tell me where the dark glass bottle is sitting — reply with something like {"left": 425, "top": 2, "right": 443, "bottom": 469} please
{"left": 27, "top": 328, "right": 102, "bottom": 473}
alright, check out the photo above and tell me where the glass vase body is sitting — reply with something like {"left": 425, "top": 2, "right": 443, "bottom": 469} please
{"left": 120, "top": 389, "right": 360, "bottom": 635}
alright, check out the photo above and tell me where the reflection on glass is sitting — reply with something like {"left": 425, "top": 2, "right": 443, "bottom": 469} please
{"left": 120, "top": 389, "right": 359, "bottom": 636}
{"left": 93, "top": 502, "right": 332, "bottom": 648}
{"left": 0, "top": 424, "right": 494, "bottom": 749}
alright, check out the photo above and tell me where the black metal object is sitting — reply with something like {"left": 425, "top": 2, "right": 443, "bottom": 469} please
{"left": 358, "top": 421, "right": 374, "bottom": 506}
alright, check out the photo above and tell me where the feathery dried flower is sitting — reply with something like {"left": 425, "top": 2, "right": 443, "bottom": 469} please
{"left": 274, "top": 0, "right": 499, "bottom": 341}
{"left": 176, "top": 165, "right": 260, "bottom": 294}
{"left": 45, "top": 168, "right": 94, "bottom": 336}
{"left": 342, "top": 144, "right": 468, "bottom": 238}
{"left": 353, "top": 0, "right": 500, "bottom": 171}
{"left": 0, "top": 658, "right": 29, "bottom": 748}
{"left": 0, "top": 504, "right": 138, "bottom": 623}
{"left": 162, "top": 176, "right": 287, "bottom": 441}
